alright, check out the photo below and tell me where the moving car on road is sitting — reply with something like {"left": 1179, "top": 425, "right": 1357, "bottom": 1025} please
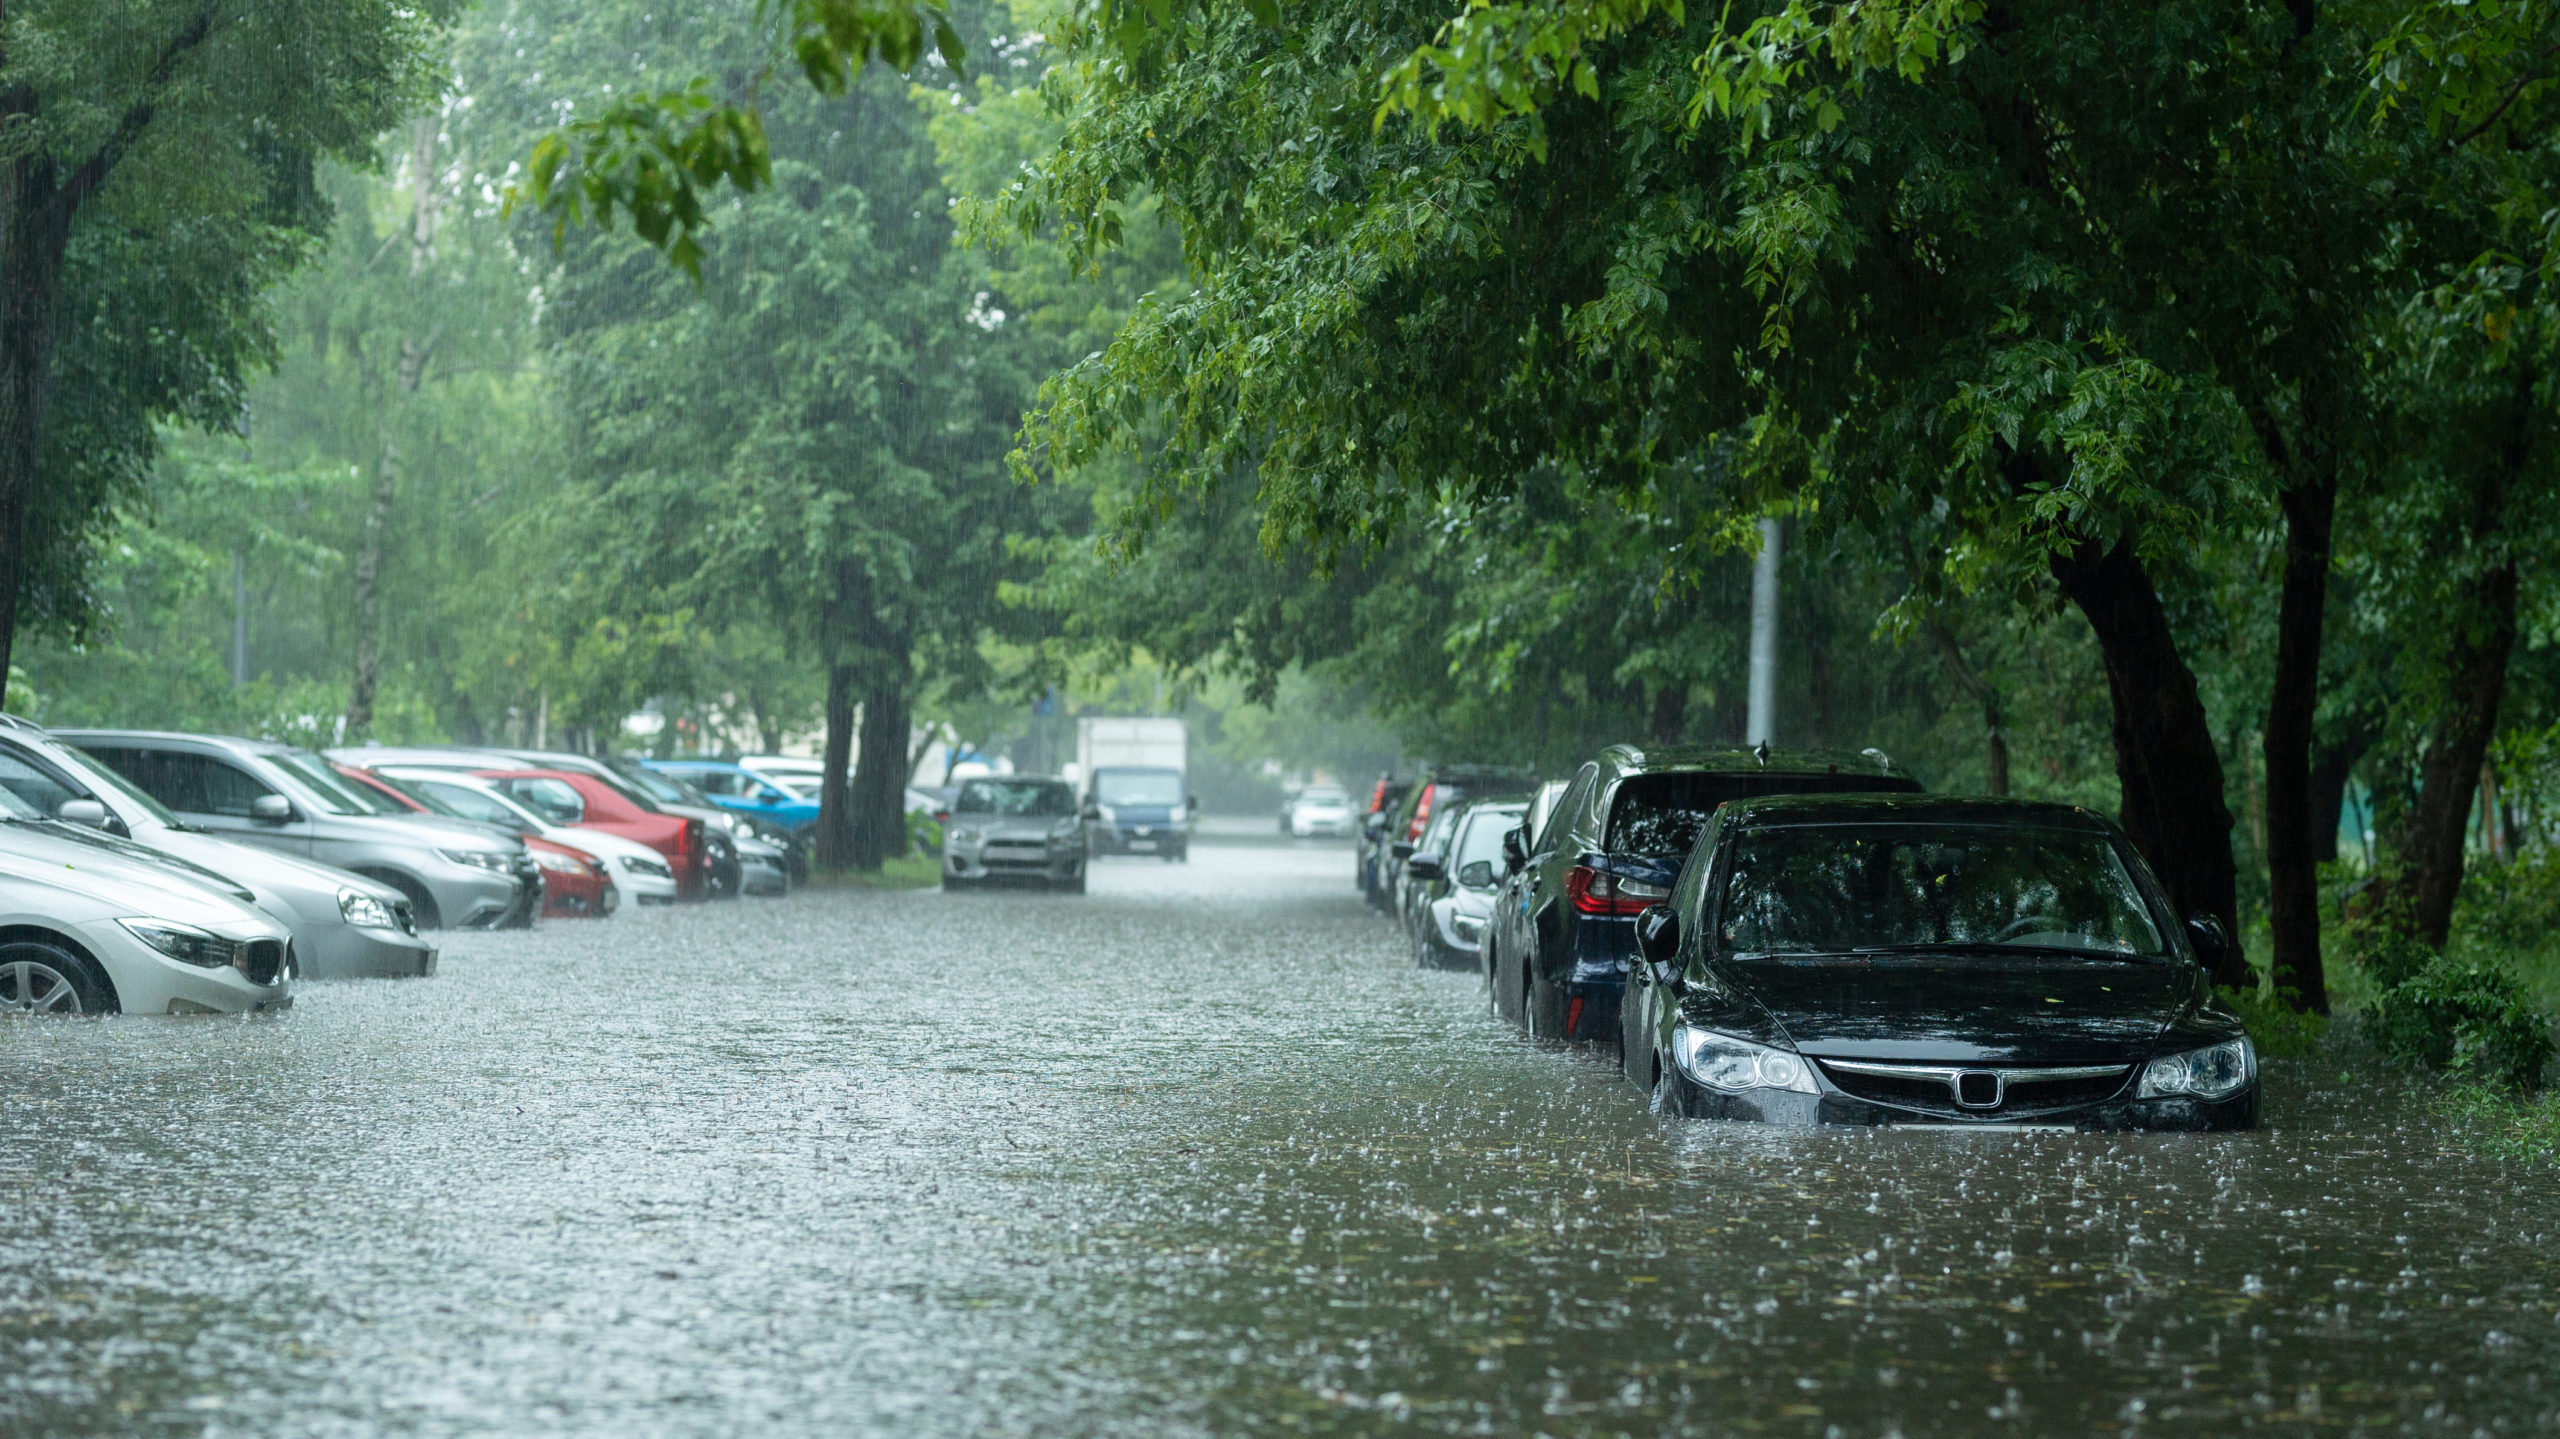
{"left": 1283, "top": 784, "right": 1356, "bottom": 838}
{"left": 944, "top": 776, "right": 1087, "bottom": 892}
{"left": 65, "top": 731, "right": 539, "bottom": 932}
{"left": 1489, "top": 745, "right": 1919, "bottom": 1044}
{"left": 0, "top": 720, "right": 435, "bottom": 978}
{"left": 1622, "top": 794, "right": 2257, "bottom": 1129}
{"left": 0, "top": 786, "right": 294, "bottom": 1015}
{"left": 1084, "top": 765, "right": 1192, "bottom": 862}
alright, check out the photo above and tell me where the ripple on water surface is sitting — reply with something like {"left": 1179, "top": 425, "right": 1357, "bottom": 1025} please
{"left": 2, "top": 835, "right": 2555, "bottom": 1437}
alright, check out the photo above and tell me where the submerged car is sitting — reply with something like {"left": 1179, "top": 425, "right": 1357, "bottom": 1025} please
{"left": 0, "top": 718, "right": 436, "bottom": 979}
{"left": 0, "top": 787, "right": 294, "bottom": 1015}
{"left": 64, "top": 731, "right": 538, "bottom": 932}
{"left": 343, "top": 767, "right": 638, "bottom": 915}
{"left": 1490, "top": 745, "right": 1921, "bottom": 1044}
{"left": 1356, "top": 776, "right": 1414, "bottom": 907}
{"left": 943, "top": 776, "right": 1087, "bottom": 892}
{"left": 1622, "top": 794, "right": 2257, "bottom": 1130}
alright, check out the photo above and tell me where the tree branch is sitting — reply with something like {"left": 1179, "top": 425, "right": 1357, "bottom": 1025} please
{"left": 58, "top": 7, "right": 218, "bottom": 213}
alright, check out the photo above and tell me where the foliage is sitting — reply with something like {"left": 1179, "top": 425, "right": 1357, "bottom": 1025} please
{"left": 2218, "top": 984, "right": 2331, "bottom": 1062}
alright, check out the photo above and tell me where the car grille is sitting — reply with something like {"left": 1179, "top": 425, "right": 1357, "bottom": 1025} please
{"left": 1818, "top": 1060, "right": 2132, "bottom": 1118}
{"left": 241, "top": 939, "right": 286, "bottom": 985}
{"left": 982, "top": 841, "right": 1053, "bottom": 870}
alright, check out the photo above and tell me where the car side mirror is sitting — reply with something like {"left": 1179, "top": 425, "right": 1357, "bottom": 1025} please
{"left": 1635, "top": 903, "right": 1685, "bottom": 993}
{"left": 1405, "top": 852, "right": 1444, "bottom": 882}
{"left": 250, "top": 794, "right": 293, "bottom": 823}
{"left": 1500, "top": 825, "right": 1527, "bottom": 873}
{"left": 1390, "top": 839, "right": 1415, "bottom": 860}
{"left": 1080, "top": 803, "right": 1100, "bottom": 820}
{"left": 56, "top": 798, "right": 107, "bottom": 827}
{"left": 2186, "top": 914, "right": 2229, "bottom": 970}
{"left": 1457, "top": 859, "right": 1495, "bottom": 889}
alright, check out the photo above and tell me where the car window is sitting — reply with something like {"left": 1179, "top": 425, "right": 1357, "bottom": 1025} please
{"left": 0, "top": 748, "right": 85, "bottom": 818}
{"left": 265, "top": 748, "right": 389, "bottom": 816}
{"left": 1716, "top": 823, "right": 2168, "bottom": 958}
{"left": 419, "top": 780, "right": 532, "bottom": 830}
{"left": 1538, "top": 765, "right": 1598, "bottom": 854}
{"left": 1093, "top": 770, "right": 1184, "bottom": 807}
{"left": 688, "top": 769, "right": 744, "bottom": 796}
{"left": 61, "top": 751, "right": 183, "bottom": 827}
{"left": 751, "top": 783, "right": 793, "bottom": 803}
{"left": 953, "top": 779, "right": 1075, "bottom": 816}
{"left": 496, "top": 777, "right": 586, "bottom": 824}
{"left": 1605, "top": 771, "right": 1926, "bottom": 859}
{"left": 96, "top": 749, "right": 280, "bottom": 819}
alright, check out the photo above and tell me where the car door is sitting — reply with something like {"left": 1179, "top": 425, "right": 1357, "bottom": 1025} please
{"left": 1623, "top": 809, "right": 1723, "bottom": 1079}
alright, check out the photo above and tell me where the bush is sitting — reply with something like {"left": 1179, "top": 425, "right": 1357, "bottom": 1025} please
{"left": 2366, "top": 954, "right": 2554, "bottom": 1090}
{"left": 2218, "top": 985, "right": 2330, "bottom": 1059}
{"left": 906, "top": 807, "right": 943, "bottom": 859}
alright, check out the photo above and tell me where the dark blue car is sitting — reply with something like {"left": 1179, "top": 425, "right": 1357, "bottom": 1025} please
{"left": 1486, "top": 745, "right": 1921, "bottom": 1046}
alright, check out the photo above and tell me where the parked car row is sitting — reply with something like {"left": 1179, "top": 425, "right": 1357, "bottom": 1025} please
{"left": 0, "top": 723, "right": 814, "bottom": 1016}
{"left": 1364, "top": 741, "right": 2262, "bottom": 1131}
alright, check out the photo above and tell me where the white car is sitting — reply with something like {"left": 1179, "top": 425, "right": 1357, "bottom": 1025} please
{"left": 0, "top": 787, "right": 294, "bottom": 1015}
{"left": 378, "top": 768, "right": 677, "bottom": 905}
{"left": 1285, "top": 785, "right": 1358, "bottom": 837}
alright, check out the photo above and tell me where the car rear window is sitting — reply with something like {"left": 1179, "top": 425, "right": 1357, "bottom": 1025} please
{"left": 1604, "top": 771, "right": 1922, "bottom": 857}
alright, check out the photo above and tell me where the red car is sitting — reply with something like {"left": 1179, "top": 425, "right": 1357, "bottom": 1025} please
{"left": 336, "top": 764, "right": 619, "bottom": 919}
{"left": 476, "top": 769, "right": 708, "bottom": 899}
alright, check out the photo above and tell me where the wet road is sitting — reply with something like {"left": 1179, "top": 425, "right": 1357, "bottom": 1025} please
{"left": 5, "top": 828, "right": 2559, "bottom": 1436}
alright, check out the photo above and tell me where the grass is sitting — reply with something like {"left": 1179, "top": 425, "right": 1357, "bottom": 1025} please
{"left": 799, "top": 855, "right": 942, "bottom": 891}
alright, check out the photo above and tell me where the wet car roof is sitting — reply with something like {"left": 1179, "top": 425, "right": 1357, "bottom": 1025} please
{"left": 1599, "top": 743, "right": 1908, "bottom": 778}
{"left": 1716, "top": 792, "right": 2116, "bottom": 830}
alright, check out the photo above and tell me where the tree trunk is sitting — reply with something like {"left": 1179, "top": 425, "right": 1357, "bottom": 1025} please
{"left": 2398, "top": 562, "right": 2519, "bottom": 947}
{"left": 0, "top": 163, "right": 81, "bottom": 691}
{"left": 2261, "top": 477, "right": 2336, "bottom": 1011}
{"left": 2049, "top": 533, "right": 2249, "bottom": 988}
{"left": 814, "top": 662, "right": 856, "bottom": 872}
{"left": 1925, "top": 614, "right": 2008, "bottom": 796}
{"left": 850, "top": 680, "right": 910, "bottom": 871}
{"left": 344, "top": 121, "right": 440, "bottom": 736}
{"left": 1647, "top": 684, "right": 1685, "bottom": 746}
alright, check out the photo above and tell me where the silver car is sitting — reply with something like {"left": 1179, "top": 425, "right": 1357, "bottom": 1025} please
{"left": 941, "top": 776, "right": 1087, "bottom": 893}
{"left": 0, "top": 719, "right": 436, "bottom": 978}
{"left": 60, "top": 731, "right": 538, "bottom": 931}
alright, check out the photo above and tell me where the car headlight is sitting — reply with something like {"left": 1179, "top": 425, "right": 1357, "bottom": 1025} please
{"left": 620, "top": 855, "right": 672, "bottom": 879}
{"left": 1671, "top": 1024, "right": 1819, "bottom": 1094}
{"left": 2138, "top": 1036, "right": 2255, "bottom": 1100}
{"left": 1050, "top": 817, "right": 1081, "bottom": 841}
{"left": 120, "top": 918, "right": 238, "bottom": 969}
{"left": 948, "top": 826, "right": 984, "bottom": 847}
{"left": 1450, "top": 912, "right": 1485, "bottom": 944}
{"left": 531, "top": 850, "right": 587, "bottom": 875}
{"left": 336, "top": 888, "right": 399, "bottom": 930}
{"left": 439, "top": 848, "right": 514, "bottom": 873}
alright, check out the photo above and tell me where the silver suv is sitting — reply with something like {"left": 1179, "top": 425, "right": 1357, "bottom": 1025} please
{"left": 59, "top": 731, "right": 538, "bottom": 931}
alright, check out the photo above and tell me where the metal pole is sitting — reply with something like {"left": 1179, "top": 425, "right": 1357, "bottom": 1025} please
{"left": 1746, "top": 518, "right": 1781, "bottom": 746}
{"left": 230, "top": 552, "right": 247, "bottom": 687}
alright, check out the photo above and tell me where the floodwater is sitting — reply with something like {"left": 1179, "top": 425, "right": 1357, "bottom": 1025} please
{"left": 3, "top": 826, "right": 2556, "bottom": 1437}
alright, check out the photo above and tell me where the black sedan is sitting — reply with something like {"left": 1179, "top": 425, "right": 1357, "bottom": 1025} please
{"left": 1621, "top": 794, "right": 2257, "bottom": 1130}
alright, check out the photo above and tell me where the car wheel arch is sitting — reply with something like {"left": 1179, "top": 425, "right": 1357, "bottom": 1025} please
{"left": 355, "top": 868, "right": 441, "bottom": 931}
{"left": 0, "top": 926, "right": 119, "bottom": 1013}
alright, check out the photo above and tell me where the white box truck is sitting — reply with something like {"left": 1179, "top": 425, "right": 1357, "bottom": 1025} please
{"left": 1073, "top": 717, "right": 1192, "bottom": 862}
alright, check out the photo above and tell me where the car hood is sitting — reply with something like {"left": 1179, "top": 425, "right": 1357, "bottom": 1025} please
{"left": 955, "top": 815, "right": 1075, "bottom": 839}
{"left": 147, "top": 828, "right": 396, "bottom": 903}
{"left": 0, "top": 823, "right": 278, "bottom": 931}
{"left": 1716, "top": 951, "right": 2200, "bottom": 1066}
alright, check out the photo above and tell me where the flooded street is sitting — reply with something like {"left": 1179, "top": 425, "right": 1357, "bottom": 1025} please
{"left": 6, "top": 826, "right": 2559, "bottom": 1437}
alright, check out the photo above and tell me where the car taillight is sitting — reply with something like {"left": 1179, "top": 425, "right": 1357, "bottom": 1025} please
{"left": 1406, "top": 785, "right": 1434, "bottom": 840}
{"left": 1565, "top": 864, "right": 1665, "bottom": 917}
{"left": 1369, "top": 779, "right": 1388, "bottom": 814}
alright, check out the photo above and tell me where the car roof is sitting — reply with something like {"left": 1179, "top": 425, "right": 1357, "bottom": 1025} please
{"left": 1716, "top": 792, "right": 2116, "bottom": 831}
{"left": 1597, "top": 742, "right": 1911, "bottom": 779}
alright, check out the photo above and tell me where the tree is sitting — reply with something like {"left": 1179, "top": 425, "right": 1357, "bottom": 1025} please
{"left": 0, "top": 0, "right": 453, "bottom": 683}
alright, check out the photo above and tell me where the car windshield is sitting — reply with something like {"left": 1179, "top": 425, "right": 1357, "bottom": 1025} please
{"left": 1299, "top": 787, "right": 1347, "bottom": 806}
{"left": 1094, "top": 770, "right": 1183, "bottom": 806}
{"left": 269, "top": 748, "right": 398, "bottom": 817}
{"left": 412, "top": 778, "right": 538, "bottom": 831}
{"left": 607, "top": 760, "right": 696, "bottom": 806}
{"left": 1452, "top": 806, "right": 1525, "bottom": 872}
{"left": 352, "top": 768, "right": 461, "bottom": 817}
{"left": 953, "top": 779, "right": 1075, "bottom": 816}
{"left": 1716, "top": 823, "right": 2168, "bottom": 958}
{"left": 1606, "top": 771, "right": 1920, "bottom": 857}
